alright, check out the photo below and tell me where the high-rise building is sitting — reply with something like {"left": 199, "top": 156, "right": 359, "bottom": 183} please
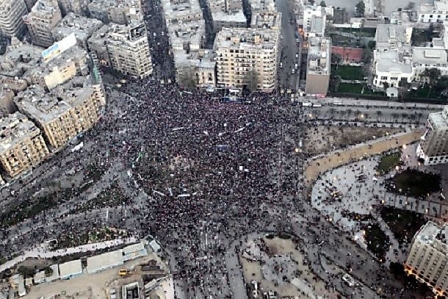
{"left": 88, "top": 22, "right": 153, "bottom": 78}
{"left": 56, "top": 0, "right": 91, "bottom": 16}
{"left": 0, "top": 0, "right": 28, "bottom": 38}
{"left": 214, "top": 27, "right": 280, "bottom": 92}
{"left": 304, "top": 37, "right": 331, "bottom": 96}
{"left": 15, "top": 75, "right": 104, "bottom": 149}
{"left": 52, "top": 13, "right": 103, "bottom": 49}
{"left": 302, "top": 5, "right": 326, "bottom": 38}
{"left": 209, "top": 0, "right": 247, "bottom": 33}
{"left": 0, "top": 112, "right": 49, "bottom": 177}
{"left": 88, "top": 0, "right": 142, "bottom": 25}
{"left": 417, "top": 106, "right": 448, "bottom": 165}
{"left": 405, "top": 221, "right": 448, "bottom": 297}
{"left": 24, "top": 0, "right": 63, "bottom": 48}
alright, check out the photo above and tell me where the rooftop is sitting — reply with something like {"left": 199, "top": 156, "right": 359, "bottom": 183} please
{"left": 375, "top": 24, "right": 412, "bottom": 49}
{"left": 0, "top": 112, "right": 42, "bottom": 153}
{"left": 375, "top": 49, "right": 413, "bottom": 74}
{"left": 214, "top": 27, "right": 279, "bottom": 51}
{"left": 15, "top": 75, "right": 96, "bottom": 124}
{"left": 52, "top": 13, "right": 104, "bottom": 43}
{"left": 0, "top": 41, "right": 43, "bottom": 77}
{"left": 307, "top": 36, "right": 331, "bottom": 75}
{"left": 28, "top": 0, "right": 60, "bottom": 17}
{"left": 88, "top": 0, "right": 141, "bottom": 9}
{"left": 428, "top": 106, "right": 448, "bottom": 129}
{"left": 251, "top": 11, "right": 281, "bottom": 29}
{"left": 248, "top": 0, "right": 276, "bottom": 12}
{"left": 212, "top": 10, "right": 246, "bottom": 23}
{"left": 415, "top": 221, "right": 448, "bottom": 251}
{"left": 412, "top": 47, "right": 448, "bottom": 66}
{"left": 161, "top": 0, "right": 202, "bottom": 21}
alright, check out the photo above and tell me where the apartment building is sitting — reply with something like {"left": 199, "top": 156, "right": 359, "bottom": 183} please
{"left": 417, "top": 106, "right": 448, "bottom": 165}
{"left": 248, "top": 0, "right": 276, "bottom": 14}
{"left": 405, "top": 221, "right": 448, "bottom": 297}
{"left": 209, "top": 0, "right": 247, "bottom": 33}
{"left": 175, "top": 49, "right": 216, "bottom": 88}
{"left": 0, "top": 38, "right": 43, "bottom": 78}
{"left": 52, "top": 13, "right": 104, "bottom": 49}
{"left": 161, "top": 0, "right": 202, "bottom": 24}
{"left": 251, "top": 11, "right": 281, "bottom": 31}
{"left": 0, "top": 76, "right": 28, "bottom": 117}
{"left": 302, "top": 5, "right": 327, "bottom": 38}
{"left": 88, "top": 22, "right": 152, "bottom": 78}
{"left": 0, "top": 0, "right": 28, "bottom": 38}
{"left": 15, "top": 75, "right": 104, "bottom": 149}
{"left": 0, "top": 112, "right": 49, "bottom": 177}
{"left": 88, "top": 0, "right": 142, "bottom": 25}
{"left": 305, "top": 37, "right": 331, "bottom": 96}
{"left": 214, "top": 27, "right": 280, "bottom": 92}
{"left": 24, "top": 0, "right": 63, "bottom": 48}
{"left": 418, "top": 0, "right": 448, "bottom": 23}
{"left": 57, "top": 0, "right": 91, "bottom": 16}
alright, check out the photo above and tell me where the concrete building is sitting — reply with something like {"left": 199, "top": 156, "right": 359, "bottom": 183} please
{"left": 412, "top": 47, "right": 448, "bottom": 82}
{"left": 214, "top": 27, "right": 280, "bottom": 92}
{"left": 0, "top": 38, "right": 43, "bottom": 78}
{"left": 250, "top": 11, "right": 281, "bottom": 31}
{"left": 88, "top": 22, "right": 152, "bottom": 78}
{"left": 0, "top": 89, "right": 16, "bottom": 117}
{"left": 24, "top": 0, "right": 63, "bottom": 48}
{"left": 302, "top": 5, "right": 327, "bottom": 38}
{"left": 0, "top": 112, "right": 49, "bottom": 177}
{"left": 405, "top": 221, "right": 448, "bottom": 297}
{"left": 0, "top": 0, "right": 28, "bottom": 38}
{"left": 88, "top": 0, "right": 142, "bottom": 25}
{"left": 175, "top": 49, "right": 216, "bottom": 88}
{"left": 418, "top": 0, "right": 448, "bottom": 23}
{"left": 15, "top": 74, "right": 104, "bottom": 149}
{"left": 52, "top": 13, "right": 104, "bottom": 49}
{"left": 209, "top": 0, "right": 247, "bottom": 33}
{"left": 57, "top": 0, "right": 91, "bottom": 16}
{"left": 305, "top": 37, "right": 331, "bottom": 96}
{"left": 417, "top": 106, "right": 448, "bottom": 165}
{"left": 161, "top": 0, "right": 202, "bottom": 24}
{"left": 248, "top": 0, "right": 276, "bottom": 14}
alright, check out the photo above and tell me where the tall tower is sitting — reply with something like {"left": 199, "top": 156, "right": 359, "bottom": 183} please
{"left": 0, "top": 0, "right": 28, "bottom": 38}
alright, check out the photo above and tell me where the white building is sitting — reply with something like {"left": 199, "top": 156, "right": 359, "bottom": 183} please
{"left": 412, "top": 47, "right": 448, "bottom": 82}
{"left": 418, "top": 0, "right": 448, "bottom": 23}
{"left": 417, "top": 106, "right": 448, "bottom": 165}
{"left": 302, "top": 5, "right": 327, "bottom": 38}
{"left": 214, "top": 27, "right": 280, "bottom": 92}
{"left": 405, "top": 221, "right": 448, "bottom": 297}
{"left": 209, "top": 0, "right": 247, "bottom": 33}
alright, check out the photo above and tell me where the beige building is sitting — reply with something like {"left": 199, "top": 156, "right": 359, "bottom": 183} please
{"left": 405, "top": 221, "right": 448, "bottom": 297}
{"left": 15, "top": 75, "right": 104, "bottom": 149}
{"left": 52, "top": 13, "right": 104, "bottom": 49}
{"left": 88, "top": 0, "right": 142, "bottom": 25}
{"left": 87, "top": 25, "right": 112, "bottom": 66}
{"left": 251, "top": 11, "right": 281, "bottom": 31}
{"left": 214, "top": 27, "right": 280, "bottom": 92}
{"left": 0, "top": 89, "right": 17, "bottom": 117}
{"left": 0, "top": 37, "right": 43, "bottom": 78}
{"left": 305, "top": 36, "right": 331, "bottom": 96}
{"left": 209, "top": 0, "right": 246, "bottom": 33}
{"left": 89, "top": 22, "right": 153, "bottom": 78}
{"left": 0, "top": 112, "right": 49, "bottom": 177}
{"left": 23, "top": 0, "right": 63, "bottom": 48}
{"left": 56, "top": 0, "right": 91, "bottom": 16}
{"left": 0, "top": 0, "right": 28, "bottom": 38}
{"left": 417, "top": 106, "right": 448, "bottom": 165}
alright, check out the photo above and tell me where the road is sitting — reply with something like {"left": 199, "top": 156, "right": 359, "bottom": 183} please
{"left": 276, "top": 0, "right": 301, "bottom": 91}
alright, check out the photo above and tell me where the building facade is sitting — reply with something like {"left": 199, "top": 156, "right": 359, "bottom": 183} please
{"left": 57, "top": 0, "right": 91, "bottom": 16}
{"left": 417, "top": 106, "right": 448, "bottom": 165}
{"left": 0, "top": 112, "right": 49, "bottom": 177}
{"left": 24, "top": 0, "right": 63, "bottom": 48}
{"left": 88, "top": 0, "right": 142, "bottom": 25}
{"left": 214, "top": 27, "right": 280, "bottom": 92}
{"left": 418, "top": 0, "right": 448, "bottom": 23}
{"left": 0, "top": 0, "right": 28, "bottom": 38}
{"left": 405, "top": 221, "right": 448, "bottom": 297}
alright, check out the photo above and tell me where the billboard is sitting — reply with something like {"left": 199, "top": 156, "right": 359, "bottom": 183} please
{"left": 129, "top": 24, "right": 146, "bottom": 41}
{"left": 41, "top": 33, "right": 77, "bottom": 62}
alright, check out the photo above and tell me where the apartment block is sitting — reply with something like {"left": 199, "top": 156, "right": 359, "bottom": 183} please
{"left": 0, "top": 38, "right": 43, "bottom": 78}
{"left": 52, "top": 13, "right": 104, "bottom": 49}
{"left": 418, "top": 0, "right": 448, "bottom": 23}
{"left": 305, "top": 37, "right": 331, "bottom": 96}
{"left": 209, "top": 0, "right": 247, "bottom": 33}
{"left": 175, "top": 49, "right": 216, "bottom": 88}
{"left": 23, "top": 0, "right": 63, "bottom": 48}
{"left": 303, "top": 5, "right": 327, "bottom": 38}
{"left": 57, "top": 0, "right": 91, "bottom": 16}
{"left": 0, "top": 112, "right": 49, "bottom": 177}
{"left": 15, "top": 75, "right": 104, "bottom": 149}
{"left": 248, "top": 0, "right": 276, "bottom": 14}
{"left": 88, "top": 0, "right": 142, "bottom": 25}
{"left": 251, "top": 11, "right": 281, "bottom": 31}
{"left": 405, "top": 221, "right": 448, "bottom": 297}
{"left": 88, "top": 22, "right": 152, "bottom": 78}
{"left": 214, "top": 27, "right": 280, "bottom": 92}
{"left": 161, "top": 0, "right": 202, "bottom": 24}
{"left": 0, "top": 76, "right": 28, "bottom": 117}
{"left": 0, "top": 0, "right": 28, "bottom": 38}
{"left": 417, "top": 106, "right": 448, "bottom": 165}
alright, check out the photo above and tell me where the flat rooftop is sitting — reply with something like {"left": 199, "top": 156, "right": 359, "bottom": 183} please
{"left": 248, "top": 0, "right": 276, "bottom": 12}
{"left": 307, "top": 37, "right": 331, "bottom": 75}
{"left": 375, "top": 50, "right": 412, "bottom": 74}
{"left": 212, "top": 10, "right": 246, "bottom": 23}
{"left": 161, "top": 0, "right": 202, "bottom": 21}
{"left": 251, "top": 11, "right": 281, "bottom": 29}
{"left": 0, "top": 112, "right": 41, "bottom": 153}
{"left": 412, "top": 47, "right": 448, "bottom": 66}
{"left": 375, "top": 24, "right": 412, "bottom": 48}
{"left": 52, "top": 13, "right": 103, "bottom": 43}
{"left": 214, "top": 27, "right": 279, "bottom": 51}
{"left": 0, "top": 42, "right": 43, "bottom": 77}
{"left": 28, "top": 0, "right": 60, "bottom": 18}
{"left": 428, "top": 108, "right": 448, "bottom": 130}
{"left": 88, "top": 0, "right": 141, "bottom": 9}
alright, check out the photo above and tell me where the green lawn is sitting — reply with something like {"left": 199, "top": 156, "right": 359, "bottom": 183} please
{"left": 380, "top": 206, "right": 427, "bottom": 244}
{"left": 387, "top": 169, "right": 441, "bottom": 197}
{"left": 406, "top": 86, "right": 444, "bottom": 100}
{"left": 377, "top": 152, "right": 402, "bottom": 175}
{"left": 333, "top": 65, "right": 365, "bottom": 81}
{"left": 337, "top": 83, "right": 364, "bottom": 93}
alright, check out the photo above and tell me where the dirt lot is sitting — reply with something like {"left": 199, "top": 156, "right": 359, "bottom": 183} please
{"left": 304, "top": 125, "right": 403, "bottom": 156}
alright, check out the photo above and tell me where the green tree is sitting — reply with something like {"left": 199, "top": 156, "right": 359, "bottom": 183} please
{"left": 319, "top": 1, "right": 326, "bottom": 7}
{"left": 422, "top": 68, "right": 441, "bottom": 86}
{"left": 355, "top": 1, "right": 365, "bottom": 17}
{"left": 244, "top": 69, "right": 259, "bottom": 93}
{"left": 177, "top": 67, "right": 198, "bottom": 91}
{"left": 376, "top": 110, "right": 382, "bottom": 120}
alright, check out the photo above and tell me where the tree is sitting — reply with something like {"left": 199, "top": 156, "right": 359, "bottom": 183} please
{"left": 376, "top": 110, "right": 382, "bottom": 120}
{"left": 422, "top": 68, "right": 441, "bottom": 85}
{"left": 244, "top": 69, "right": 259, "bottom": 93}
{"left": 177, "top": 67, "right": 198, "bottom": 91}
{"left": 355, "top": 1, "right": 365, "bottom": 17}
{"left": 319, "top": 1, "right": 326, "bottom": 7}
